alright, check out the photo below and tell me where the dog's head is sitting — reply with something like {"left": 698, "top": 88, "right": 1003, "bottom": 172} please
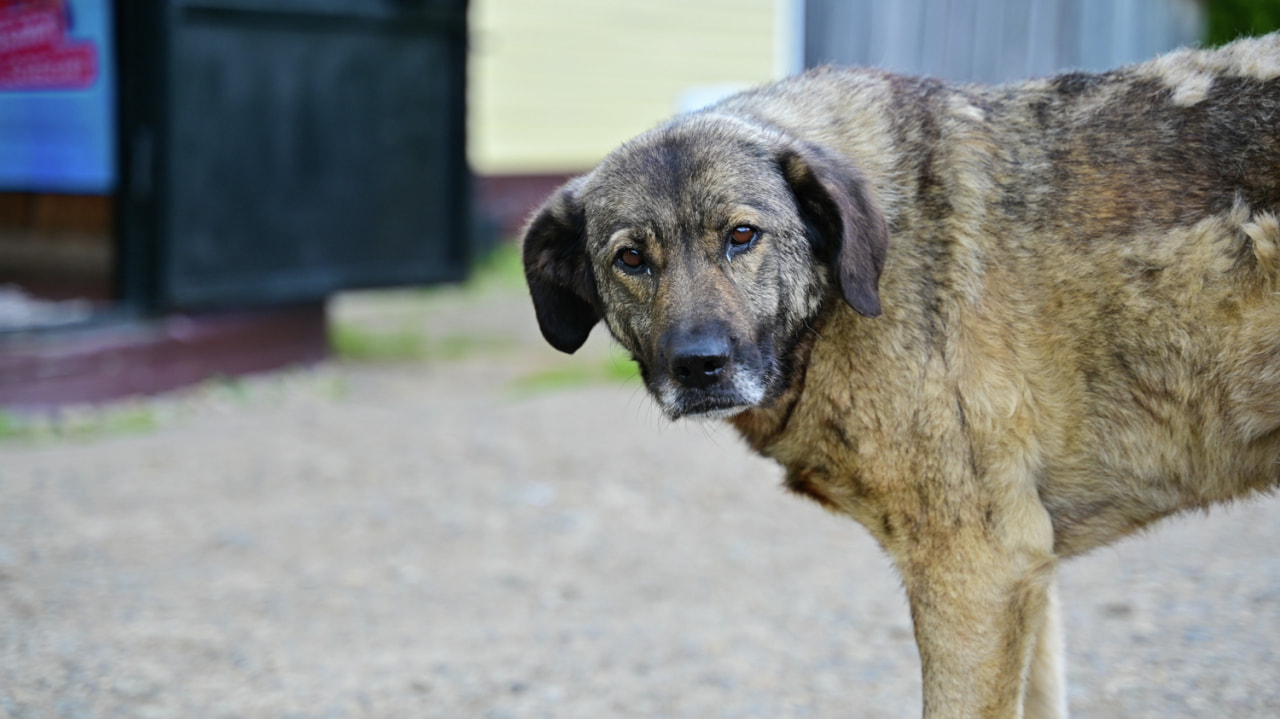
{"left": 521, "top": 114, "right": 889, "bottom": 419}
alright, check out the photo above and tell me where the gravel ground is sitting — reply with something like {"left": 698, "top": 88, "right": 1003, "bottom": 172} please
{"left": 1, "top": 283, "right": 1278, "bottom": 718}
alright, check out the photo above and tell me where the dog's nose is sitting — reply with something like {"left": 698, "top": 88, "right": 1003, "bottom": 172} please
{"left": 665, "top": 328, "right": 732, "bottom": 390}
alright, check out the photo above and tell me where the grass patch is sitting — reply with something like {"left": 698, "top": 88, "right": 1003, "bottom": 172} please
{"left": 330, "top": 323, "right": 516, "bottom": 362}
{"left": 0, "top": 411, "right": 20, "bottom": 441}
{"left": 430, "top": 334, "right": 516, "bottom": 360}
{"left": 467, "top": 241, "right": 527, "bottom": 294}
{"left": 602, "top": 353, "right": 641, "bottom": 382}
{"left": 330, "top": 242, "right": 528, "bottom": 363}
{"left": 0, "top": 404, "right": 159, "bottom": 444}
{"left": 410, "top": 241, "right": 526, "bottom": 300}
{"left": 0, "top": 369, "right": 345, "bottom": 446}
{"left": 512, "top": 353, "right": 640, "bottom": 396}
{"left": 331, "top": 324, "right": 428, "bottom": 361}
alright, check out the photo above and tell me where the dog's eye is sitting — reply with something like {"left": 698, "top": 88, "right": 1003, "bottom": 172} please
{"left": 729, "top": 225, "right": 757, "bottom": 246}
{"left": 615, "top": 247, "right": 647, "bottom": 273}
{"left": 726, "top": 226, "right": 758, "bottom": 259}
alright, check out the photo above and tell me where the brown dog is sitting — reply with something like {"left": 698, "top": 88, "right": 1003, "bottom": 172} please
{"left": 521, "top": 34, "right": 1280, "bottom": 718}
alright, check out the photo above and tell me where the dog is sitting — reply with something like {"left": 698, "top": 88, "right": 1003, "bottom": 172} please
{"left": 520, "top": 33, "right": 1280, "bottom": 718}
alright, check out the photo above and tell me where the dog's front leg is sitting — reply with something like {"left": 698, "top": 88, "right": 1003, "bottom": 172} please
{"left": 1022, "top": 579, "right": 1066, "bottom": 719}
{"left": 892, "top": 500, "right": 1058, "bottom": 719}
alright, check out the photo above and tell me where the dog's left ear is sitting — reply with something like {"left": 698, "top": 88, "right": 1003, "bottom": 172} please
{"left": 521, "top": 178, "right": 601, "bottom": 354}
{"left": 780, "top": 143, "right": 890, "bottom": 317}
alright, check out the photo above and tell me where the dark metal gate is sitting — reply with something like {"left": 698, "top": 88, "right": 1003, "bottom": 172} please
{"left": 117, "top": 0, "right": 470, "bottom": 311}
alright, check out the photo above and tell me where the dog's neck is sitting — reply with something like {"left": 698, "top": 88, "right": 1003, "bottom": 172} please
{"left": 729, "top": 305, "right": 832, "bottom": 455}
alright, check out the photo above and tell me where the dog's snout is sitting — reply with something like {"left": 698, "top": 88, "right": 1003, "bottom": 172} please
{"left": 665, "top": 328, "right": 732, "bottom": 390}
{"left": 672, "top": 350, "right": 729, "bottom": 388}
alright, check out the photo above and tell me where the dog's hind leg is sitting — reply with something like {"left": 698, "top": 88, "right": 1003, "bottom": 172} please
{"left": 1022, "top": 579, "right": 1067, "bottom": 719}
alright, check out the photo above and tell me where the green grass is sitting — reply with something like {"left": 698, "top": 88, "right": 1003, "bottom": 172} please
{"left": 415, "top": 241, "right": 527, "bottom": 299}
{"left": 330, "top": 324, "right": 428, "bottom": 360}
{"left": 0, "top": 370, "right": 345, "bottom": 445}
{"left": 511, "top": 353, "right": 640, "bottom": 396}
{"left": 1206, "top": 0, "right": 1280, "bottom": 46}
{"left": 0, "top": 404, "right": 159, "bottom": 444}
{"left": 330, "top": 242, "right": 529, "bottom": 363}
{"left": 467, "top": 241, "right": 527, "bottom": 294}
{"left": 431, "top": 334, "right": 516, "bottom": 360}
{"left": 329, "top": 323, "right": 516, "bottom": 362}
{"left": 0, "top": 411, "right": 20, "bottom": 441}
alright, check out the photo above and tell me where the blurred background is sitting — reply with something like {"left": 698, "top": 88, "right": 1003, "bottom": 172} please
{"left": 2, "top": 2, "right": 1280, "bottom": 718}
{"left": 0, "top": 0, "right": 1274, "bottom": 404}
{"left": 1, "top": 0, "right": 1277, "bottom": 405}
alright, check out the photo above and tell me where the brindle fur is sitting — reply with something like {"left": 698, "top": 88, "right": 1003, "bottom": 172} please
{"left": 521, "top": 34, "right": 1280, "bottom": 719}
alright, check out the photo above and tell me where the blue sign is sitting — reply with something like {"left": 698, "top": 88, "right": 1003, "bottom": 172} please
{"left": 0, "top": 0, "right": 114, "bottom": 193}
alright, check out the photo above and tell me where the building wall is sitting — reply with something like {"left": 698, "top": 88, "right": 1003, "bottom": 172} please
{"left": 468, "top": 0, "right": 1206, "bottom": 236}
{"left": 469, "top": 0, "right": 1207, "bottom": 177}
{"left": 468, "top": 0, "right": 785, "bottom": 176}
{"left": 805, "top": 0, "right": 1205, "bottom": 84}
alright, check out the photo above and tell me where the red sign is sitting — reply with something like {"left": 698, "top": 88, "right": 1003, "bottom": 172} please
{"left": 0, "top": 0, "right": 97, "bottom": 90}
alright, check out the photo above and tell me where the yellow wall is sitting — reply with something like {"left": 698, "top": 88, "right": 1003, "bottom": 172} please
{"left": 469, "top": 0, "right": 782, "bottom": 175}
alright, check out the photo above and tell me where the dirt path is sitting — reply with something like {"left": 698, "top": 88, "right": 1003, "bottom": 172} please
{"left": 1, "top": 285, "right": 1278, "bottom": 718}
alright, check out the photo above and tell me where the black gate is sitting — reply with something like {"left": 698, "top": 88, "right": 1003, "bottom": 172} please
{"left": 117, "top": 0, "right": 470, "bottom": 311}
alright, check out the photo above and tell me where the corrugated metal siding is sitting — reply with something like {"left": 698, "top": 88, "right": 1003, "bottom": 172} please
{"left": 805, "top": 0, "right": 1205, "bottom": 84}
{"left": 470, "top": 0, "right": 777, "bottom": 175}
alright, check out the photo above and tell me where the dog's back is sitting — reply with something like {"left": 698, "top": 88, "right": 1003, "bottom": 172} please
{"left": 991, "top": 52, "right": 1280, "bottom": 552}
{"left": 719, "top": 37, "right": 1280, "bottom": 556}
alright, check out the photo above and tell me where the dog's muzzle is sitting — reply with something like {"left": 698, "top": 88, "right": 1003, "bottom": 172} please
{"left": 655, "top": 323, "right": 766, "bottom": 419}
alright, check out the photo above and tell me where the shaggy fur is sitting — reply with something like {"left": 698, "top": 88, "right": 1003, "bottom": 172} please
{"left": 521, "top": 34, "right": 1280, "bottom": 719}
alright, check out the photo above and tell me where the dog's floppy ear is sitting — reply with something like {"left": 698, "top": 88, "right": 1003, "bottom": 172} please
{"left": 780, "top": 143, "right": 889, "bottom": 317}
{"left": 521, "top": 178, "right": 600, "bottom": 354}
